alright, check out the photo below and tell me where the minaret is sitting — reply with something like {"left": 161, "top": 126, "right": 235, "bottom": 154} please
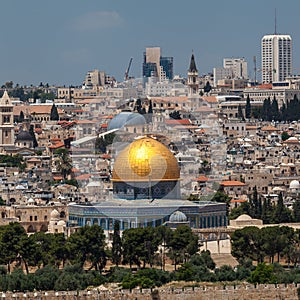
{"left": 187, "top": 53, "right": 199, "bottom": 109}
{"left": 0, "top": 91, "right": 14, "bottom": 152}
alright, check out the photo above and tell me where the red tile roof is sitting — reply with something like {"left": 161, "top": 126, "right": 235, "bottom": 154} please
{"left": 165, "top": 119, "right": 191, "bottom": 126}
{"left": 195, "top": 175, "right": 209, "bottom": 182}
{"left": 221, "top": 180, "right": 246, "bottom": 187}
{"left": 48, "top": 142, "right": 65, "bottom": 149}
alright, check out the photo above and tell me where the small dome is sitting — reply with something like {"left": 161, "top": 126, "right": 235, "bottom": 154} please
{"left": 15, "top": 131, "right": 34, "bottom": 141}
{"left": 27, "top": 198, "right": 35, "bottom": 203}
{"left": 290, "top": 180, "right": 300, "bottom": 190}
{"left": 50, "top": 209, "right": 60, "bottom": 219}
{"left": 169, "top": 211, "right": 187, "bottom": 223}
{"left": 57, "top": 220, "right": 66, "bottom": 226}
{"left": 236, "top": 214, "right": 252, "bottom": 221}
{"left": 107, "top": 112, "right": 146, "bottom": 131}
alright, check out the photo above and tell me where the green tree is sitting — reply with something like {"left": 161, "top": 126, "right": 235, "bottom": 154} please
{"left": 29, "top": 124, "right": 38, "bottom": 148}
{"left": 203, "top": 81, "right": 212, "bottom": 94}
{"left": 54, "top": 148, "right": 72, "bottom": 179}
{"left": 212, "top": 191, "right": 231, "bottom": 217}
{"left": 122, "top": 227, "right": 160, "bottom": 269}
{"left": 19, "top": 110, "right": 24, "bottom": 122}
{"left": 49, "top": 233, "right": 68, "bottom": 268}
{"left": 229, "top": 202, "right": 250, "bottom": 220}
{"left": 231, "top": 226, "right": 265, "bottom": 263}
{"left": 281, "top": 131, "right": 290, "bottom": 141}
{"left": 50, "top": 104, "right": 59, "bottom": 121}
{"left": 215, "top": 265, "right": 236, "bottom": 281}
{"left": 167, "top": 225, "right": 199, "bottom": 270}
{"left": 134, "top": 98, "right": 143, "bottom": 114}
{"left": 249, "top": 186, "right": 262, "bottom": 219}
{"left": 67, "top": 225, "right": 107, "bottom": 271}
{"left": 261, "top": 197, "right": 274, "bottom": 224}
{"left": 237, "top": 104, "right": 245, "bottom": 121}
{"left": 95, "top": 132, "right": 116, "bottom": 153}
{"left": 272, "top": 192, "right": 292, "bottom": 223}
{"left": 169, "top": 110, "right": 182, "bottom": 120}
{"left": 30, "top": 232, "right": 55, "bottom": 267}
{"left": 18, "top": 235, "right": 39, "bottom": 274}
{"left": 245, "top": 95, "right": 251, "bottom": 119}
{"left": 148, "top": 99, "right": 153, "bottom": 114}
{"left": 34, "top": 265, "right": 60, "bottom": 291}
{"left": 262, "top": 97, "right": 271, "bottom": 121}
{"left": 248, "top": 263, "right": 277, "bottom": 284}
{"left": 293, "top": 200, "right": 300, "bottom": 222}
{"left": 0, "top": 223, "right": 28, "bottom": 273}
{"left": 270, "top": 96, "right": 280, "bottom": 121}
{"left": 111, "top": 221, "right": 122, "bottom": 267}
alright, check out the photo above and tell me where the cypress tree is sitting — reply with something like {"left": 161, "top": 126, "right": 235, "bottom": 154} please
{"left": 245, "top": 95, "right": 251, "bottom": 119}
{"left": 135, "top": 98, "right": 142, "bottom": 114}
{"left": 111, "top": 221, "right": 122, "bottom": 266}
{"left": 29, "top": 124, "right": 38, "bottom": 148}
{"left": 237, "top": 104, "right": 245, "bottom": 121}
{"left": 50, "top": 104, "right": 59, "bottom": 121}
{"left": 19, "top": 110, "right": 24, "bottom": 123}
{"left": 148, "top": 99, "right": 153, "bottom": 114}
{"left": 270, "top": 96, "right": 279, "bottom": 121}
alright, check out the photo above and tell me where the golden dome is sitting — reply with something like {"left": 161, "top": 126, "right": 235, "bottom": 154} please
{"left": 112, "top": 137, "right": 180, "bottom": 182}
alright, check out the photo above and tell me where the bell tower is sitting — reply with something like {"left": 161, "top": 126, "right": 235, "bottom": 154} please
{"left": 0, "top": 91, "right": 14, "bottom": 151}
{"left": 188, "top": 54, "right": 199, "bottom": 96}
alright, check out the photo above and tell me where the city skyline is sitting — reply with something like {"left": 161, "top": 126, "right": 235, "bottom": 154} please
{"left": 1, "top": 0, "right": 300, "bottom": 86}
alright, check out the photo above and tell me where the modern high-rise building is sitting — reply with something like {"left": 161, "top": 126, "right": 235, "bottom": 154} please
{"left": 160, "top": 56, "right": 174, "bottom": 80}
{"left": 223, "top": 58, "right": 248, "bottom": 79}
{"left": 142, "top": 47, "right": 174, "bottom": 81}
{"left": 261, "top": 34, "right": 292, "bottom": 83}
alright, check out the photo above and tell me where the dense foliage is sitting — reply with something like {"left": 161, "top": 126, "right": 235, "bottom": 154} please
{"left": 229, "top": 189, "right": 294, "bottom": 224}
{"left": 0, "top": 154, "right": 26, "bottom": 172}
{"left": 249, "top": 94, "right": 300, "bottom": 122}
{"left": 231, "top": 226, "right": 298, "bottom": 265}
{"left": 0, "top": 223, "right": 300, "bottom": 291}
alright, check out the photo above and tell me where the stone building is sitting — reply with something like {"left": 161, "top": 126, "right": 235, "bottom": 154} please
{"left": 0, "top": 204, "right": 67, "bottom": 233}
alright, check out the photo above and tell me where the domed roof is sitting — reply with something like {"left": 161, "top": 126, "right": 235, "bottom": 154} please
{"left": 50, "top": 209, "right": 60, "bottom": 219}
{"left": 57, "top": 220, "right": 66, "bottom": 226}
{"left": 112, "top": 136, "right": 180, "bottom": 182}
{"left": 169, "top": 211, "right": 187, "bottom": 223}
{"left": 290, "top": 180, "right": 300, "bottom": 189}
{"left": 236, "top": 214, "right": 252, "bottom": 221}
{"left": 16, "top": 131, "right": 34, "bottom": 141}
{"left": 107, "top": 112, "right": 146, "bottom": 131}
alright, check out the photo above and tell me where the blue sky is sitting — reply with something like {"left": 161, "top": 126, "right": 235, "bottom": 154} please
{"left": 0, "top": 0, "right": 299, "bottom": 86}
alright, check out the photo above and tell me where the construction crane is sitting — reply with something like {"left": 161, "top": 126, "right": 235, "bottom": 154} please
{"left": 124, "top": 57, "right": 133, "bottom": 81}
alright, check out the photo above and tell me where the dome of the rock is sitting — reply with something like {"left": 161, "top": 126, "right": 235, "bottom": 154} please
{"left": 112, "top": 136, "right": 181, "bottom": 200}
{"left": 112, "top": 136, "right": 180, "bottom": 182}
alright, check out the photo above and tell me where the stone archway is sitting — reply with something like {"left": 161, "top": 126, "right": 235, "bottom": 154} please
{"left": 27, "top": 225, "right": 36, "bottom": 233}
{"left": 40, "top": 224, "right": 48, "bottom": 232}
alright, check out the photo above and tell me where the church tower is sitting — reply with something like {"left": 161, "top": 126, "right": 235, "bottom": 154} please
{"left": 187, "top": 53, "right": 199, "bottom": 109}
{"left": 0, "top": 91, "right": 14, "bottom": 151}
{"left": 188, "top": 54, "right": 199, "bottom": 96}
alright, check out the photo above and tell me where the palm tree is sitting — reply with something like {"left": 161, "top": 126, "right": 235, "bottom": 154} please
{"left": 54, "top": 149, "right": 72, "bottom": 179}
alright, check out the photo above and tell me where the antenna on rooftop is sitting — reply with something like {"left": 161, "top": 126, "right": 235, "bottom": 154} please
{"left": 274, "top": 8, "right": 277, "bottom": 35}
{"left": 253, "top": 56, "right": 257, "bottom": 85}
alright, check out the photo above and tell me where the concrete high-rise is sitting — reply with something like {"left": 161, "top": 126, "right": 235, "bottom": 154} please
{"left": 223, "top": 58, "right": 248, "bottom": 79}
{"left": 261, "top": 34, "right": 292, "bottom": 83}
